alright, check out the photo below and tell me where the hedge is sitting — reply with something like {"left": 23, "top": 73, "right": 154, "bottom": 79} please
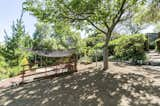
{"left": 109, "top": 34, "right": 147, "bottom": 64}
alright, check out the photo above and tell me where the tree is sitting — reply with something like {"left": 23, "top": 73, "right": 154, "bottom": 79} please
{"left": 32, "top": 22, "right": 84, "bottom": 51}
{"left": 134, "top": 0, "right": 160, "bottom": 24}
{"left": 1, "top": 13, "right": 27, "bottom": 66}
{"left": 24, "top": 0, "right": 145, "bottom": 70}
{"left": 32, "top": 22, "right": 55, "bottom": 50}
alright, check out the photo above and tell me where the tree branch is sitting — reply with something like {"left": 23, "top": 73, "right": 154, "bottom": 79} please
{"left": 103, "top": 21, "right": 110, "bottom": 30}
{"left": 87, "top": 19, "right": 107, "bottom": 34}
{"left": 112, "top": 0, "right": 127, "bottom": 29}
{"left": 62, "top": 15, "right": 89, "bottom": 21}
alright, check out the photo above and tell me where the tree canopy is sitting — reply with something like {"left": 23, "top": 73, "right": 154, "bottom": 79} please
{"left": 23, "top": 0, "right": 147, "bottom": 69}
{"left": 0, "top": 15, "right": 27, "bottom": 66}
{"left": 134, "top": 0, "right": 160, "bottom": 24}
{"left": 32, "top": 21, "right": 84, "bottom": 52}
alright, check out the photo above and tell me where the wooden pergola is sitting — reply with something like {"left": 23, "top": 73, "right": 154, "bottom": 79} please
{"left": 20, "top": 48, "right": 77, "bottom": 83}
{"left": 27, "top": 48, "right": 77, "bottom": 69}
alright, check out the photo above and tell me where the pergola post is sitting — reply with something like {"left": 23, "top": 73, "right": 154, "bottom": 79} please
{"left": 41, "top": 56, "right": 42, "bottom": 67}
{"left": 73, "top": 54, "right": 77, "bottom": 72}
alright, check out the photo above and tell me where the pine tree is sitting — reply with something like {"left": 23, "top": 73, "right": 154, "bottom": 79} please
{"left": 1, "top": 13, "right": 26, "bottom": 67}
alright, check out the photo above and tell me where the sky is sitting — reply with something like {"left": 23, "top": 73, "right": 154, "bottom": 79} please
{"left": 0, "top": 0, "right": 37, "bottom": 42}
{"left": 0, "top": 0, "right": 156, "bottom": 43}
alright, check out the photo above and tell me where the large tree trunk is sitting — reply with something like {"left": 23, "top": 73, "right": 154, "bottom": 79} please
{"left": 103, "top": 32, "right": 111, "bottom": 70}
{"left": 103, "top": 45, "right": 109, "bottom": 70}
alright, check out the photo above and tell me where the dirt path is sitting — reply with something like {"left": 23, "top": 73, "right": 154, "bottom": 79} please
{"left": 109, "top": 62, "right": 160, "bottom": 86}
{"left": 0, "top": 62, "right": 160, "bottom": 106}
{"left": 147, "top": 50, "right": 160, "bottom": 65}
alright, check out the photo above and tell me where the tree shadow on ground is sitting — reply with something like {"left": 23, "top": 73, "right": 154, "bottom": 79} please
{"left": 144, "top": 68, "right": 160, "bottom": 74}
{"left": 112, "top": 62, "right": 128, "bottom": 68}
{"left": 0, "top": 68, "right": 160, "bottom": 106}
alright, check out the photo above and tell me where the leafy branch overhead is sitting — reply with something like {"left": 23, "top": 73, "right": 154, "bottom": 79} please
{"left": 23, "top": 0, "right": 147, "bottom": 69}
{"left": 24, "top": 0, "right": 145, "bottom": 34}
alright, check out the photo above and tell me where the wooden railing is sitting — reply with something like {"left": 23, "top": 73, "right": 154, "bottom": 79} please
{"left": 20, "top": 62, "right": 76, "bottom": 83}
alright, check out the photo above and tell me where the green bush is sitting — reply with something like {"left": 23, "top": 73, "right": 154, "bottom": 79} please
{"left": 149, "top": 41, "right": 155, "bottom": 50}
{"left": 144, "top": 36, "right": 149, "bottom": 51}
{"left": 155, "top": 38, "right": 160, "bottom": 52}
{"left": 0, "top": 66, "right": 22, "bottom": 80}
{"left": 87, "top": 49, "right": 103, "bottom": 62}
{"left": 109, "top": 34, "right": 147, "bottom": 64}
{"left": 79, "top": 56, "right": 92, "bottom": 64}
{"left": 0, "top": 55, "right": 9, "bottom": 80}
{"left": 0, "top": 54, "right": 23, "bottom": 80}
{"left": 91, "top": 50, "right": 103, "bottom": 62}
{"left": 109, "top": 39, "right": 119, "bottom": 55}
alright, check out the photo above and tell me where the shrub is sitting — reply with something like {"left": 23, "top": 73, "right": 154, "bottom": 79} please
{"left": 0, "top": 55, "right": 9, "bottom": 80}
{"left": 0, "top": 54, "right": 22, "bottom": 79}
{"left": 109, "top": 38, "right": 120, "bottom": 55}
{"left": 91, "top": 49, "right": 103, "bottom": 62}
{"left": 144, "top": 36, "right": 149, "bottom": 51}
{"left": 158, "top": 32, "right": 160, "bottom": 39}
{"left": 79, "top": 56, "right": 92, "bottom": 64}
{"left": 109, "top": 34, "right": 147, "bottom": 64}
{"left": 0, "top": 66, "right": 22, "bottom": 80}
{"left": 8, "top": 66, "right": 22, "bottom": 78}
{"left": 155, "top": 38, "right": 160, "bottom": 52}
{"left": 149, "top": 41, "right": 155, "bottom": 50}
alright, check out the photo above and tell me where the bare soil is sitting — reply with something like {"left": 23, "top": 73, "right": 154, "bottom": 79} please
{"left": 0, "top": 62, "right": 160, "bottom": 106}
